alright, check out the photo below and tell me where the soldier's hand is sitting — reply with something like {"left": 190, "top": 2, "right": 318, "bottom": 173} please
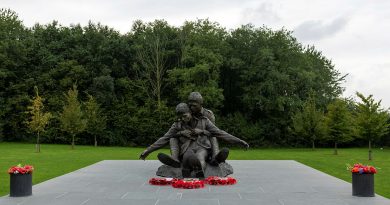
{"left": 240, "top": 140, "right": 249, "bottom": 150}
{"left": 192, "top": 128, "right": 203, "bottom": 135}
{"left": 139, "top": 150, "right": 148, "bottom": 160}
{"left": 180, "top": 129, "right": 192, "bottom": 138}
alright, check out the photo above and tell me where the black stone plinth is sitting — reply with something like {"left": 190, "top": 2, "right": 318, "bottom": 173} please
{"left": 352, "top": 173, "right": 375, "bottom": 197}
{"left": 10, "top": 173, "right": 32, "bottom": 197}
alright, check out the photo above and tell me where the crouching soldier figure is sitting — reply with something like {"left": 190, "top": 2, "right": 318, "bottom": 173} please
{"left": 140, "top": 103, "right": 249, "bottom": 178}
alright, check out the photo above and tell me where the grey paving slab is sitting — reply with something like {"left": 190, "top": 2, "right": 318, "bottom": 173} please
{"left": 157, "top": 199, "right": 219, "bottom": 205}
{"left": 83, "top": 198, "right": 158, "bottom": 205}
{"left": 1, "top": 160, "right": 389, "bottom": 205}
{"left": 219, "top": 198, "right": 282, "bottom": 205}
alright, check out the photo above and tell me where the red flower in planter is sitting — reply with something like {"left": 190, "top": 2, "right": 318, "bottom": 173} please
{"left": 351, "top": 167, "right": 359, "bottom": 173}
{"left": 348, "top": 163, "right": 377, "bottom": 174}
{"left": 369, "top": 166, "right": 377, "bottom": 174}
{"left": 8, "top": 164, "right": 34, "bottom": 175}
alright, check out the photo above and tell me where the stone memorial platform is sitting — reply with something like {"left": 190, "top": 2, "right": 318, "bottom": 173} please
{"left": 1, "top": 160, "right": 388, "bottom": 205}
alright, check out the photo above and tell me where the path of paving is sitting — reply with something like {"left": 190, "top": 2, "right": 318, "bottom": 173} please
{"left": 1, "top": 160, "right": 389, "bottom": 205}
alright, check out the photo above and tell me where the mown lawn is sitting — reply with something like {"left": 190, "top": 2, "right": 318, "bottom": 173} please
{"left": 0, "top": 142, "right": 388, "bottom": 198}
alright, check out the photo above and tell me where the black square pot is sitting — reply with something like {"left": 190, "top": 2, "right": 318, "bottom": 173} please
{"left": 10, "top": 173, "right": 32, "bottom": 197}
{"left": 352, "top": 173, "right": 374, "bottom": 197}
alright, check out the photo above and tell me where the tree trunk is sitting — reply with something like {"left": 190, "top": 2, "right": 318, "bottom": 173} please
{"left": 94, "top": 135, "right": 97, "bottom": 147}
{"left": 334, "top": 142, "right": 338, "bottom": 155}
{"left": 71, "top": 134, "right": 75, "bottom": 150}
{"left": 36, "top": 131, "right": 40, "bottom": 153}
{"left": 155, "top": 41, "right": 162, "bottom": 110}
{"left": 368, "top": 140, "right": 372, "bottom": 160}
{"left": 312, "top": 141, "right": 315, "bottom": 150}
{"left": 157, "top": 83, "right": 161, "bottom": 109}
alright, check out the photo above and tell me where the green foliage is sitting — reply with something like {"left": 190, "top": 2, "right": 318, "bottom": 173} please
{"left": 355, "top": 92, "right": 390, "bottom": 159}
{"left": 84, "top": 94, "right": 106, "bottom": 146}
{"left": 131, "top": 100, "right": 175, "bottom": 145}
{"left": 292, "top": 95, "right": 327, "bottom": 149}
{"left": 132, "top": 20, "right": 178, "bottom": 108}
{"left": 324, "top": 98, "right": 354, "bottom": 154}
{"left": 59, "top": 84, "right": 86, "bottom": 149}
{"left": 221, "top": 25, "right": 345, "bottom": 145}
{"left": 219, "top": 112, "right": 263, "bottom": 147}
{"left": 0, "top": 9, "right": 348, "bottom": 147}
{"left": 0, "top": 8, "right": 30, "bottom": 141}
{"left": 167, "top": 20, "right": 225, "bottom": 110}
{"left": 355, "top": 92, "right": 389, "bottom": 141}
{"left": 26, "top": 86, "right": 52, "bottom": 152}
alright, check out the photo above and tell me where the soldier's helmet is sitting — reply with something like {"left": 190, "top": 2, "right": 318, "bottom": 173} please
{"left": 175, "top": 103, "right": 190, "bottom": 114}
{"left": 188, "top": 92, "right": 203, "bottom": 104}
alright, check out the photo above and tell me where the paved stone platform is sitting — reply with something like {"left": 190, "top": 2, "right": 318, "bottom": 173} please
{"left": 1, "top": 160, "right": 389, "bottom": 205}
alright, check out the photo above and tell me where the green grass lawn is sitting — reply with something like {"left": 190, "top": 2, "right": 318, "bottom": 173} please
{"left": 0, "top": 142, "right": 388, "bottom": 198}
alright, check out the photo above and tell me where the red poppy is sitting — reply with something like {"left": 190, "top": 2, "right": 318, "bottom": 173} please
{"left": 149, "top": 178, "right": 177, "bottom": 185}
{"left": 172, "top": 179, "right": 205, "bottom": 189}
{"left": 205, "top": 176, "right": 237, "bottom": 185}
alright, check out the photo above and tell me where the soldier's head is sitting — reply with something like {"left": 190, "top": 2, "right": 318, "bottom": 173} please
{"left": 176, "top": 103, "right": 192, "bottom": 123}
{"left": 188, "top": 92, "right": 203, "bottom": 114}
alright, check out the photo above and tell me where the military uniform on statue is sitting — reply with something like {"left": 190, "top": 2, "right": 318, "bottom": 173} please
{"left": 140, "top": 92, "right": 249, "bottom": 178}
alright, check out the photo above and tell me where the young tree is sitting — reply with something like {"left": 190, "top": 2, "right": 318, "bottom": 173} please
{"left": 85, "top": 94, "right": 106, "bottom": 147}
{"left": 324, "top": 98, "right": 354, "bottom": 155}
{"left": 26, "top": 86, "right": 52, "bottom": 152}
{"left": 355, "top": 92, "right": 389, "bottom": 160}
{"left": 132, "top": 20, "right": 177, "bottom": 109}
{"left": 59, "top": 84, "right": 86, "bottom": 149}
{"left": 292, "top": 95, "right": 326, "bottom": 150}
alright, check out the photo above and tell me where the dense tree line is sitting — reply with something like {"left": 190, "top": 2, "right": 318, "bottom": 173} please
{"left": 1, "top": 9, "right": 389, "bottom": 149}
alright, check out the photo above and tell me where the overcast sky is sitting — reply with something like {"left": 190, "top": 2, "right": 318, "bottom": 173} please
{"left": 2, "top": 0, "right": 389, "bottom": 109}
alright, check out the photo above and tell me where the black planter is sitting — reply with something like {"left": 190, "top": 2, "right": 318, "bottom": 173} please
{"left": 352, "top": 173, "right": 374, "bottom": 197}
{"left": 10, "top": 173, "right": 32, "bottom": 197}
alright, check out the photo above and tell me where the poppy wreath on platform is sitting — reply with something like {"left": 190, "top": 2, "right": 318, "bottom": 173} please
{"left": 348, "top": 164, "right": 377, "bottom": 174}
{"left": 149, "top": 177, "right": 177, "bottom": 185}
{"left": 8, "top": 164, "right": 34, "bottom": 175}
{"left": 205, "top": 176, "right": 237, "bottom": 185}
{"left": 172, "top": 179, "right": 205, "bottom": 189}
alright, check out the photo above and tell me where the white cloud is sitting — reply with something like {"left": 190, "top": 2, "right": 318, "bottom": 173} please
{"left": 293, "top": 17, "right": 349, "bottom": 41}
{"left": 240, "top": 2, "right": 281, "bottom": 25}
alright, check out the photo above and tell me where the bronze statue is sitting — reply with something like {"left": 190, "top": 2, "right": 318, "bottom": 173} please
{"left": 140, "top": 97, "right": 249, "bottom": 178}
{"left": 187, "top": 92, "right": 228, "bottom": 165}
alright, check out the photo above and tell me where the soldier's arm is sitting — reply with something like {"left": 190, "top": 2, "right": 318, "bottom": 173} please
{"left": 204, "top": 108, "right": 216, "bottom": 124}
{"left": 208, "top": 111, "right": 216, "bottom": 124}
{"left": 140, "top": 123, "right": 179, "bottom": 159}
{"left": 205, "top": 119, "right": 248, "bottom": 147}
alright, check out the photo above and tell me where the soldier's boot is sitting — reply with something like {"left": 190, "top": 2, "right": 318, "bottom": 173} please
{"left": 157, "top": 138, "right": 181, "bottom": 168}
{"left": 182, "top": 153, "right": 203, "bottom": 178}
{"left": 157, "top": 153, "right": 181, "bottom": 168}
{"left": 210, "top": 148, "right": 229, "bottom": 165}
{"left": 192, "top": 157, "right": 205, "bottom": 179}
{"left": 195, "top": 170, "right": 205, "bottom": 179}
{"left": 194, "top": 162, "right": 205, "bottom": 179}
{"left": 182, "top": 169, "right": 192, "bottom": 178}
